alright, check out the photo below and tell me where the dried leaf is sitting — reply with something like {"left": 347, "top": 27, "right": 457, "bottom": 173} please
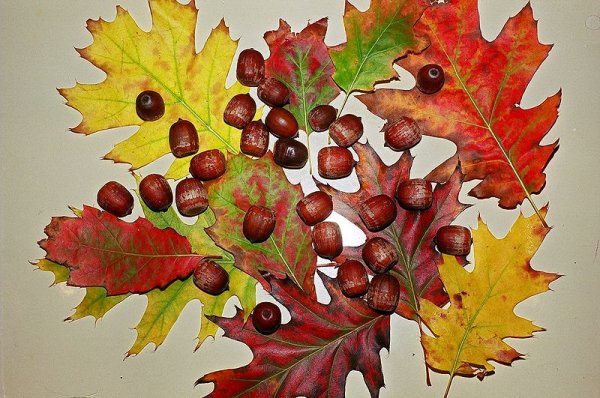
{"left": 197, "top": 273, "right": 390, "bottom": 398}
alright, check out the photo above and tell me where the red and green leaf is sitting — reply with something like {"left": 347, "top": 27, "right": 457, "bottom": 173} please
{"left": 264, "top": 18, "right": 339, "bottom": 133}
{"left": 359, "top": 0, "right": 559, "bottom": 220}
{"left": 197, "top": 273, "right": 390, "bottom": 398}
{"left": 206, "top": 153, "right": 317, "bottom": 297}
{"left": 329, "top": 0, "right": 428, "bottom": 94}
{"left": 39, "top": 205, "right": 203, "bottom": 295}
{"left": 318, "top": 143, "right": 469, "bottom": 318}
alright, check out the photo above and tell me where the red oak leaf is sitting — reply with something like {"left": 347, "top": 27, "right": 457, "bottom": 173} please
{"left": 197, "top": 272, "right": 390, "bottom": 398}
{"left": 317, "top": 143, "right": 469, "bottom": 318}
{"left": 264, "top": 18, "right": 340, "bottom": 133}
{"left": 359, "top": 0, "right": 558, "bottom": 221}
{"left": 205, "top": 152, "right": 317, "bottom": 297}
{"left": 39, "top": 206, "right": 202, "bottom": 295}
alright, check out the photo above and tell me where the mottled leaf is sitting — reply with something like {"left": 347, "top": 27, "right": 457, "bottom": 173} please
{"left": 360, "top": 0, "right": 559, "bottom": 218}
{"left": 318, "top": 143, "right": 469, "bottom": 318}
{"left": 197, "top": 273, "right": 390, "bottom": 398}
{"left": 206, "top": 152, "right": 317, "bottom": 297}
{"left": 264, "top": 18, "right": 339, "bottom": 133}
{"left": 419, "top": 207, "right": 559, "bottom": 392}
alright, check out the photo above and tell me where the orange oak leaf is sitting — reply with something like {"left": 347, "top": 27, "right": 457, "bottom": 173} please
{"left": 359, "top": 0, "right": 559, "bottom": 224}
{"left": 418, "top": 207, "right": 559, "bottom": 396}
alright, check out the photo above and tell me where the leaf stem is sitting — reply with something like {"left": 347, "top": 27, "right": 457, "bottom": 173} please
{"left": 443, "top": 376, "right": 454, "bottom": 398}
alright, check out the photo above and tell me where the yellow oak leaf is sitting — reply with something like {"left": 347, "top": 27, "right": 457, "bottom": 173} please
{"left": 60, "top": 0, "right": 246, "bottom": 178}
{"left": 418, "top": 208, "right": 559, "bottom": 395}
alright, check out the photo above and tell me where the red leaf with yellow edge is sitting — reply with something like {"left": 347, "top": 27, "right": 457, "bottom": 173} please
{"left": 317, "top": 143, "right": 469, "bottom": 318}
{"left": 264, "top": 18, "right": 339, "bottom": 133}
{"left": 359, "top": 0, "right": 559, "bottom": 221}
{"left": 197, "top": 272, "right": 390, "bottom": 398}
{"left": 206, "top": 152, "right": 317, "bottom": 297}
{"left": 39, "top": 205, "right": 203, "bottom": 295}
{"left": 418, "top": 207, "right": 559, "bottom": 394}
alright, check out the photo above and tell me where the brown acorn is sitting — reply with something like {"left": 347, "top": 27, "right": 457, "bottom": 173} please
{"left": 329, "top": 114, "right": 363, "bottom": 147}
{"left": 337, "top": 260, "right": 369, "bottom": 298}
{"left": 175, "top": 178, "right": 208, "bottom": 217}
{"left": 296, "top": 191, "right": 333, "bottom": 226}
{"left": 257, "top": 77, "right": 290, "bottom": 107}
{"left": 358, "top": 194, "right": 397, "bottom": 232}
{"left": 252, "top": 302, "right": 281, "bottom": 335}
{"left": 97, "top": 181, "right": 134, "bottom": 217}
{"left": 243, "top": 205, "right": 276, "bottom": 243}
{"left": 384, "top": 117, "right": 422, "bottom": 151}
{"left": 193, "top": 259, "right": 229, "bottom": 295}
{"left": 139, "top": 174, "right": 173, "bottom": 212}
{"left": 416, "top": 64, "right": 445, "bottom": 94}
{"left": 189, "top": 149, "right": 226, "bottom": 181}
{"left": 265, "top": 107, "right": 298, "bottom": 138}
{"left": 396, "top": 178, "right": 433, "bottom": 210}
{"left": 273, "top": 139, "right": 308, "bottom": 169}
{"left": 435, "top": 225, "right": 472, "bottom": 256}
{"left": 169, "top": 119, "right": 199, "bottom": 158}
{"left": 362, "top": 237, "right": 398, "bottom": 274}
{"left": 240, "top": 120, "right": 269, "bottom": 158}
{"left": 366, "top": 274, "right": 400, "bottom": 313}
{"left": 223, "top": 93, "right": 256, "bottom": 128}
{"left": 236, "top": 48, "right": 265, "bottom": 87}
{"left": 317, "top": 146, "right": 355, "bottom": 180}
{"left": 312, "top": 221, "right": 343, "bottom": 260}
{"left": 135, "top": 90, "right": 165, "bottom": 121}
{"left": 308, "top": 105, "right": 337, "bottom": 132}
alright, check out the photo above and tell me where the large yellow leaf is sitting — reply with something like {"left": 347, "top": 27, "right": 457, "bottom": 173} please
{"left": 418, "top": 208, "right": 559, "bottom": 395}
{"left": 60, "top": 0, "right": 245, "bottom": 178}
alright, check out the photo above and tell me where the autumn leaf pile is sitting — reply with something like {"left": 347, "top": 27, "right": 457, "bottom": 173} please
{"left": 34, "top": 0, "right": 561, "bottom": 396}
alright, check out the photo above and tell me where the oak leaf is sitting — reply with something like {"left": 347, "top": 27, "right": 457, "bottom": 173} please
{"left": 318, "top": 143, "right": 469, "bottom": 318}
{"left": 264, "top": 18, "right": 339, "bottom": 133}
{"left": 418, "top": 207, "right": 559, "bottom": 394}
{"left": 59, "top": 0, "right": 247, "bottom": 178}
{"left": 197, "top": 273, "right": 390, "bottom": 398}
{"left": 206, "top": 152, "right": 317, "bottom": 297}
{"left": 329, "top": 0, "right": 428, "bottom": 95}
{"left": 359, "top": 0, "right": 559, "bottom": 220}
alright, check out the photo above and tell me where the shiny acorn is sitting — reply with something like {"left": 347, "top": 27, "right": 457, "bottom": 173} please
{"left": 135, "top": 90, "right": 165, "bottom": 121}
{"left": 258, "top": 77, "right": 290, "bottom": 107}
{"left": 317, "top": 146, "right": 355, "bottom": 180}
{"left": 189, "top": 149, "right": 226, "bottom": 181}
{"left": 236, "top": 48, "right": 265, "bottom": 87}
{"left": 396, "top": 178, "right": 433, "bottom": 210}
{"left": 139, "top": 174, "right": 173, "bottom": 212}
{"left": 252, "top": 302, "right": 282, "bottom": 335}
{"left": 329, "top": 114, "right": 363, "bottom": 147}
{"left": 193, "top": 259, "right": 229, "bottom": 295}
{"left": 435, "top": 225, "right": 472, "bottom": 256}
{"left": 362, "top": 237, "right": 398, "bottom": 274}
{"left": 308, "top": 105, "right": 337, "bottom": 132}
{"left": 169, "top": 119, "right": 199, "bottom": 158}
{"left": 416, "top": 64, "right": 445, "bottom": 94}
{"left": 265, "top": 107, "right": 298, "bottom": 139}
{"left": 337, "top": 260, "right": 369, "bottom": 298}
{"left": 384, "top": 117, "right": 422, "bottom": 151}
{"left": 175, "top": 178, "right": 208, "bottom": 217}
{"left": 240, "top": 120, "right": 270, "bottom": 158}
{"left": 358, "top": 194, "right": 397, "bottom": 232}
{"left": 312, "top": 221, "right": 343, "bottom": 260}
{"left": 366, "top": 274, "right": 400, "bottom": 313}
{"left": 296, "top": 191, "right": 333, "bottom": 226}
{"left": 243, "top": 205, "right": 276, "bottom": 243}
{"left": 97, "top": 181, "right": 134, "bottom": 217}
{"left": 223, "top": 93, "right": 256, "bottom": 129}
{"left": 273, "top": 139, "right": 308, "bottom": 169}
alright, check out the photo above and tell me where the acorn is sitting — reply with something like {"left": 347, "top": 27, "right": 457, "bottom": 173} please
{"left": 435, "top": 225, "right": 472, "bottom": 256}
{"left": 223, "top": 93, "right": 256, "bottom": 128}
{"left": 243, "top": 205, "right": 276, "bottom": 243}
{"left": 358, "top": 194, "right": 397, "bottom": 232}
{"left": 135, "top": 90, "right": 165, "bottom": 121}
{"left": 193, "top": 259, "right": 229, "bottom": 295}
{"left": 273, "top": 139, "right": 308, "bottom": 169}
{"left": 236, "top": 48, "right": 265, "bottom": 87}
{"left": 252, "top": 302, "right": 282, "bottom": 335}
{"left": 396, "top": 178, "right": 433, "bottom": 210}
{"left": 366, "top": 274, "right": 400, "bottom": 313}
{"left": 169, "top": 119, "right": 199, "bottom": 158}
{"left": 308, "top": 105, "right": 337, "bottom": 132}
{"left": 362, "top": 237, "right": 398, "bottom": 274}
{"left": 296, "top": 191, "right": 333, "bottom": 226}
{"left": 317, "top": 146, "right": 355, "bottom": 180}
{"left": 384, "top": 117, "right": 422, "bottom": 151}
{"left": 337, "top": 260, "right": 369, "bottom": 298}
{"left": 139, "top": 174, "right": 172, "bottom": 212}
{"left": 257, "top": 77, "right": 290, "bottom": 107}
{"left": 97, "top": 181, "right": 134, "bottom": 217}
{"left": 189, "top": 149, "right": 226, "bottom": 181}
{"left": 175, "top": 178, "right": 208, "bottom": 217}
{"left": 265, "top": 107, "right": 298, "bottom": 138}
{"left": 329, "top": 114, "right": 363, "bottom": 147}
{"left": 416, "top": 64, "right": 445, "bottom": 94}
{"left": 240, "top": 120, "right": 269, "bottom": 158}
{"left": 312, "top": 221, "right": 343, "bottom": 260}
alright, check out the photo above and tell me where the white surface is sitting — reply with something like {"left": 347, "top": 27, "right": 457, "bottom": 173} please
{"left": 1, "top": 0, "right": 600, "bottom": 397}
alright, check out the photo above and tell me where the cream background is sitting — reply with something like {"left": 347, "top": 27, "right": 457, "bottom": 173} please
{"left": 1, "top": 0, "right": 599, "bottom": 397}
